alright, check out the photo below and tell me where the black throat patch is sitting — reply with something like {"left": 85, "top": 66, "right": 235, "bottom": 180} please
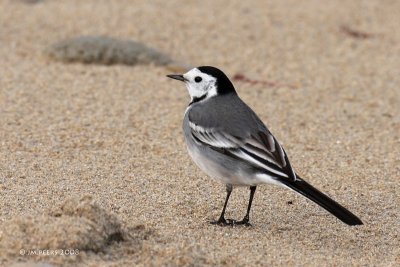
{"left": 189, "top": 93, "right": 207, "bottom": 106}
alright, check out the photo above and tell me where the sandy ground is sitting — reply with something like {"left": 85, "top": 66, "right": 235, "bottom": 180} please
{"left": 1, "top": 0, "right": 399, "bottom": 266}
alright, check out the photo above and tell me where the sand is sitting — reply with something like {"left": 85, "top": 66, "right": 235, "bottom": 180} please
{"left": 0, "top": 0, "right": 399, "bottom": 266}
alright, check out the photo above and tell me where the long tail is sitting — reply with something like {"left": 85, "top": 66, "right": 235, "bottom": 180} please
{"left": 278, "top": 176, "right": 363, "bottom": 225}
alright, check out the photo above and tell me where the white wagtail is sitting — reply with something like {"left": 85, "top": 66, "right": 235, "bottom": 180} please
{"left": 167, "top": 66, "right": 363, "bottom": 226}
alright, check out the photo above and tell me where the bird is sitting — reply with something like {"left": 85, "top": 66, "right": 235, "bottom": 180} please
{"left": 167, "top": 66, "right": 363, "bottom": 226}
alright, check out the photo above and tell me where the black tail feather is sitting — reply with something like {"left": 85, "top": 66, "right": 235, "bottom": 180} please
{"left": 278, "top": 177, "right": 363, "bottom": 225}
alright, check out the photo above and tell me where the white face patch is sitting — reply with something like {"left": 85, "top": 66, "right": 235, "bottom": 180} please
{"left": 182, "top": 68, "right": 217, "bottom": 101}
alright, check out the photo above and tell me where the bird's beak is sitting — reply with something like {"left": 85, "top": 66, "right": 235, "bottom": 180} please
{"left": 166, "top": 74, "right": 186, "bottom": 82}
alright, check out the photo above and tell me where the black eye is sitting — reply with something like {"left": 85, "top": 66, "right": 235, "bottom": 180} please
{"left": 194, "top": 76, "right": 202, "bottom": 83}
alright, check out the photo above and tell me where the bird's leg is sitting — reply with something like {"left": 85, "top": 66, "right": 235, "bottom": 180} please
{"left": 211, "top": 184, "right": 233, "bottom": 225}
{"left": 235, "top": 186, "right": 257, "bottom": 226}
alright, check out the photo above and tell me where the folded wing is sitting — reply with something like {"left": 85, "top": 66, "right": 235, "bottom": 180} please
{"left": 189, "top": 120, "right": 297, "bottom": 181}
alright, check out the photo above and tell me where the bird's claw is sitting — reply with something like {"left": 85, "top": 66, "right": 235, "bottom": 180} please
{"left": 233, "top": 219, "right": 252, "bottom": 227}
{"left": 210, "top": 218, "right": 252, "bottom": 227}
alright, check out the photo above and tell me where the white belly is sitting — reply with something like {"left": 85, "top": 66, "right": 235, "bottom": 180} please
{"left": 186, "top": 143, "right": 283, "bottom": 187}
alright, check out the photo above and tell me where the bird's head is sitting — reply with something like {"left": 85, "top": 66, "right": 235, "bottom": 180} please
{"left": 167, "top": 66, "right": 236, "bottom": 103}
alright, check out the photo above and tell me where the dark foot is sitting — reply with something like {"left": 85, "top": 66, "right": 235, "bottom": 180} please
{"left": 210, "top": 217, "right": 232, "bottom": 226}
{"left": 210, "top": 218, "right": 252, "bottom": 227}
{"left": 234, "top": 218, "right": 252, "bottom": 227}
